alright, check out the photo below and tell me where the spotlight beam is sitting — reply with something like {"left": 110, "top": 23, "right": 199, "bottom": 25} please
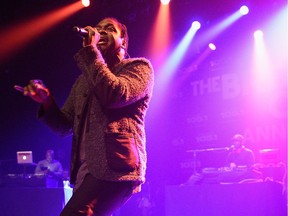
{"left": 0, "top": 1, "right": 84, "bottom": 63}
{"left": 146, "top": 3, "right": 171, "bottom": 65}
{"left": 152, "top": 25, "right": 199, "bottom": 108}
{"left": 197, "top": 7, "right": 247, "bottom": 49}
{"left": 159, "top": 26, "right": 198, "bottom": 83}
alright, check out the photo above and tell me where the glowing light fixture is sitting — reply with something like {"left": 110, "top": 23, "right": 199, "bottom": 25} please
{"left": 147, "top": 0, "right": 171, "bottom": 63}
{"left": 208, "top": 43, "right": 216, "bottom": 50}
{"left": 191, "top": 21, "right": 201, "bottom": 31}
{"left": 82, "top": 0, "right": 90, "bottom": 7}
{"left": 239, "top": 5, "right": 249, "bottom": 15}
{"left": 161, "top": 0, "right": 170, "bottom": 5}
{"left": 254, "top": 30, "right": 263, "bottom": 39}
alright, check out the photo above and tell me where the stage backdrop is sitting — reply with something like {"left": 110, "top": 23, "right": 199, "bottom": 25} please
{"left": 146, "top": 41, "right": 287, "bottom": 185}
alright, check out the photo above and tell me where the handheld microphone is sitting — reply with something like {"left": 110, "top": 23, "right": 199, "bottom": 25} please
{"left": 73, "top": 26, "right": 88, "bottom": 37}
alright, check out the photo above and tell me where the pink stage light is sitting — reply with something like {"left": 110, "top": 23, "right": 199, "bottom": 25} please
{"left": 146, "top": 0, "right": 171, "bottom": 65}
{"left": 161, "top": 0, "right": 170, "bottom": 5}
{"left": 0, "top": 1, "right": 84, "bottom": 63}
{"left": 81, "top": 0, "right": 90, "bottom": 7}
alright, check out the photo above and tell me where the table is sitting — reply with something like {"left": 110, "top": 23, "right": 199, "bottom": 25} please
{"left": 0, "top": 187, "right": 69, "bottom": 216}
{"left": 165, "top": 181, "right": 287, "bottom": 216}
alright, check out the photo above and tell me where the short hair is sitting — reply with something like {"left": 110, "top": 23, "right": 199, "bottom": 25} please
{"left": 232, "top": 134, "right": 245, "bottom": 142}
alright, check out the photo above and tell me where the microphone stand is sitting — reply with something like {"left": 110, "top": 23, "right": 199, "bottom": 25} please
{"left": 186, "top": 147, "right": 230, "bottom": 174}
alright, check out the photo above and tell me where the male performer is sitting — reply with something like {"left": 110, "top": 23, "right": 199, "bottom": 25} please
{"left": 15, "top": 17, "right": 154, "bottom": 216}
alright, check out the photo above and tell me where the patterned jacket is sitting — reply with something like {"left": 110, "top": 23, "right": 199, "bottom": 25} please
{"left": 39, "top": 45, "right": 154, "bottom": 186}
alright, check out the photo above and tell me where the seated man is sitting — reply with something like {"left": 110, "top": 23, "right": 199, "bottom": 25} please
{"left": 35, "top": 149, "right": 63, "bottom": 188}
{"left": 226, "top": 134, "right": 255, "bottom": 169}
{"left": 223, "top": 134, "right": 262, "bottom": 183}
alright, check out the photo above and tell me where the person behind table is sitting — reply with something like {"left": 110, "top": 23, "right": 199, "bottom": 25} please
{"left": 15, "top": 17, "right": 154, "bottom": 216}
{"left": 225, "top": 134, "right": 264, "bottom": 183}
{"left": 35, "top": 149, "right": 63, "bottom": 188}
{"left": 226, "top": 134, "right": 255, "bottom": 168}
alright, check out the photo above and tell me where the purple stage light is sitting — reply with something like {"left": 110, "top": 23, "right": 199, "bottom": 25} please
{"left": 240, "top": 5, "right": 249, "bottom": 15}
{"left": 191, "top": 21, "right": 201, "bottom": 31}
{"left": 208, "top": 43, "right": 216, "bottom": 50}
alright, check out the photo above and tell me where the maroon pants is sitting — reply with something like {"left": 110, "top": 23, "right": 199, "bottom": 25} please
{"left": 60, "top": 174, "right": 135, "bottom": 216}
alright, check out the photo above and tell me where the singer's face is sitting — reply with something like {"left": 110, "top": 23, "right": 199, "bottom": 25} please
{"left": 95, "top": 18, "right": 124, "bottom": 56}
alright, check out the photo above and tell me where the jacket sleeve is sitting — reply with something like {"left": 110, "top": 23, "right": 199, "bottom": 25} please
{"left": 74, "top": 45, "right": 154, "bottom": 109}
{"left": 37, "top": 81, "right": 77, "bottom": 136}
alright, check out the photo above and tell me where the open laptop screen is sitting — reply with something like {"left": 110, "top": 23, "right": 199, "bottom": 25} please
{"left": 17, "top": 151, "right": 33, "bottom": 164}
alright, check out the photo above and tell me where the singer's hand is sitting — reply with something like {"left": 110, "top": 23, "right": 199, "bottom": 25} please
{"left": 14, "top": 79, "right": 52, "bottom": 105}
{"left": 82, "top": 26, "right": 100, "bottom": 48}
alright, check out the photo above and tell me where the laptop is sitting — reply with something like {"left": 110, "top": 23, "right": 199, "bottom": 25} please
{"left": 16, "top": 151, "right": 33, "bottom": 164}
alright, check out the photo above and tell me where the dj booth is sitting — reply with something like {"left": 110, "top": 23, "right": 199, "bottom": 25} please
{"left": 0, "top": 174, "right": 72, "bottom": 216}
{"left": 165, "top": 181, "right": 287, "bottom": 216}
{"left": 0, "top": 187, "right": 65, "bottom": 216}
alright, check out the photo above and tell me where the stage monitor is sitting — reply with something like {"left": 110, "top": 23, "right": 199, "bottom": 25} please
{"left": 259, "top": 149, "right": 280, "bottom": 164}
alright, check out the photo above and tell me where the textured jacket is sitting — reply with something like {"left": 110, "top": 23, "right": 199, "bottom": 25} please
{"left": 39, "top": 46, "right": 154, "bottom": 186}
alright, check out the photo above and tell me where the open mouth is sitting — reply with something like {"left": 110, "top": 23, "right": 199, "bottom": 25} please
{"left": 98, "top": 37, "right": 108, "bottom": 44}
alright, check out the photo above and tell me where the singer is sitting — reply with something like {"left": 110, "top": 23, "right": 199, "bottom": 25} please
{"left": 15, "top": 17, "right": 154, "bottom": 216}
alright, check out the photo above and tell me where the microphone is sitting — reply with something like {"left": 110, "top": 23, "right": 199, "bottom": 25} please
{"left": 73, "top": 26, "right": 88, "bottom": 37}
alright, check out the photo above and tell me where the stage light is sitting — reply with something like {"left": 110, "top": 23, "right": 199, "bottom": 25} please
{"left": 0, "top": 1, "right": 85, "bottom": 63}
{"left": 191, "top": 21, "right": 201, "bottom": 31}
{"left": 146, "top": 0, "right": 171, "bottom": 64}
{"left": 208, "top": 43, "right": 216, "bottom": 50}
{"left": 161, "top": 0, "right": 170, "bottom": 5}
{"left": 254, "top": 30, "right": 263, "bottom": 39}
{"left": 82, "top": 0, "right": 90, "bottom": 7}
{"left": 152, "top": 22, "right": 200, "bottom": 108}
{"left": 239, "top": 5, "right": 249, "bottom": 15}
